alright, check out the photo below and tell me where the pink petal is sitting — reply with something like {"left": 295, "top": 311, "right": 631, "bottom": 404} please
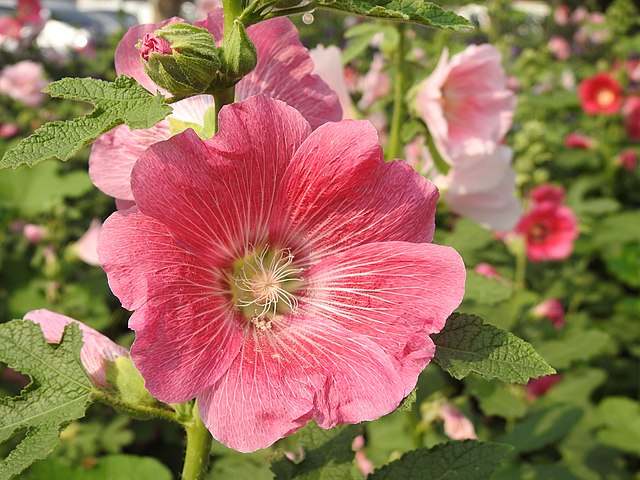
{"left": 89, "top": 121, "right": 171, "bottom": 201}
{"left": 270, "top": 120, "right": 439, "bottom": 262}
{"left": 236, "top": 18, "right": 342, "bottom": 129}
{"left": 301, "top": 241, "right": 465, "bottom": 390}
{"left": 76, "top": 218, "right": 103, "bottom": 266}
{"left": 439, "top": 404, "right": 477, "bottom": 440}
{"left": 98, "top": 208, "right": 244, "bottom": 402}
{"left": 169, "top": 94, "right": 215, "bottom": 124}
{"left": 198, "top": 319, "right": 405, "bottom": 452}
{"left": 131, "top": 95, "right": 311, "bottom": 265}
{"left": 24, "top": 309, "right": 127, "bottom": 388}
{"left": 309, "top": 44, "right": 356, "bottom": 119}
{"left": 445, "top": 145, "right": 513, "bottom": 195}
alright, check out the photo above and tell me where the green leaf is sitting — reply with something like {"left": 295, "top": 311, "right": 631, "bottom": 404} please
{"left": 23, "top": 454, "right": 172, "bottom": 480}
{"left": 497, "top": 404, "right": 583, "bottom": 453}
{"left": 396, "top": 388, "right": 417, "bottom": 412}
{"left": 464, "top": 376, "right": 527, "bottom": 419}
{"left": 433, "top": 314, "right": 555, "bottom": 384}
{"left": 318, "top": 0, "right": 471, "bottom": 30}
{"left": 463, "top": 270, "right": 513, "bottom": 306}
{"left": 369, "top": 440, "right": 512, "bottom": 479}
{"left": 596, "top": 397, "right": 640, "bottom": 456}
{"left": 533, "top": 330, "right": 612, "bottom": 370}
{"left": 0, "top": 76, "right": 172, "bottom": 169}
{"left": 271, "top": 422, "right": 359, "bottom": 479}
{"left": 0, "top": 320, "right": 94, "bottom": 479}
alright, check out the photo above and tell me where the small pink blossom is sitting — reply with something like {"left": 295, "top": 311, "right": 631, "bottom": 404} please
{"left": 474, "top": 263, "right": 502, "bottom": 281}
{"left": 357, "top": 54, "right": 390, "bottom": 110}
{"left": 0, "top": 123, "right": 19, "bottom": 138}
{"left": 415, "top": 44, "right": 515, "bottom": 163}
{"left": 516, "top": 185, "right": 578, "bottom": 262}
{"left": 0, "top": 60, "right": 47, "bottom": 107}
{"left": 526, "top": 374, "right": 562, "bottom": 400}
{"left": 75, "top": 218, "right": 102, "bottom": 266}
{"left": 571, "top": 6, "right": 589, "bottom": 24}
{"left": 90, "top": 10, "right": 341, "bottom": 203}
{"left": 352, "top": 435, "right": 374, "bottom": 476}
{"left": 22, "top": 223, "right": 46, "bottom": 243}
{"left": 438, "top": 404, "right": 477, "bottom": 440}
{"left": 548, "top": 36, "right": 570, "bottom": 61}
{"left": 24, "top": 309, "right": 127, "bottom": 388}
{"left": 565, "top": 132, "right": 595, "bottom": 149}
{"left": 138, "top": 32, "right": 172, "bottom": 61}
{"left": 554, "top": 5, "right": 570, "bottom": 26}
{"left": 617, "top": 150, "right": 637, "bottom": 171}
{"left": 533, "top": 299, "right": 565, "bottom": 329}
{"left": 98, "top": 95, "right": 466, "bottom": 452}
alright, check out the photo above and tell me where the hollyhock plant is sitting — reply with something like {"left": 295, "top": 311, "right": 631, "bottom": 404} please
{"left": 532, "top": 299, "right": 565, "bottom": 329}
{"left": 310, "top": 44, "right": 357, "bottom": 119}
{"left": 89, "top": 9, "right": 341, "bottom": 203}
{"left": 0, "top": 60, "right": 47, "bottom": 107}
{"left": 24, "top": 309, "right": 128, "bottom": 388}
{"left": 98, "top": 95, "right": 466, "bottom": 452}
{"left": 515, "top": 185, "right": 579, "bottom": 262}
{"left": 618, "top": 150, "right": 637, "bottom": 171}
{"left": 578, "top": 73, "right": 623, "bottom": 115}
{"left": 438, "top": 403, "right": 477, "bottom": 440}
{"left": 415, "top": 44, "right": 515, "bottom": 163}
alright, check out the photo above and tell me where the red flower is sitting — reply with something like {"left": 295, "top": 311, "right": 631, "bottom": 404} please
{"left": 564, "top": 132, "right": 595, "bottom": 149}
{"left": 578, "top": 73, "right": 623, "bottom": 115}
{"left": 623, "top": 96, "right": 640, "bottom": 141}
{"left": 526, "top": 374, "right": 562, "bottom": 400}
{"left": 533, "top": 299, "right": 565, "bottom": 329}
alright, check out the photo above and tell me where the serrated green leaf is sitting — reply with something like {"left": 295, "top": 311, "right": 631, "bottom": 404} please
{"left": 396, "top": 388, "right": 416, "bottom": 412}
{"left": 369, "top": 440, "right": 512, "bottom": 479}
{"left": 0, "top": 320, "right": 94, "bottom": 479}
{"left": 318, "top": 0, "right": 471, "bottom": 30}
{"left": 596, "top": 397, "right": 640, "bottom": 456}
{"left": 497, "top": 404, "right": 583, "bottom": 453}
{"left": 463, "top": 270, "right": 513, "bottom": 306}
{"left": 0, "top": 76, "right": 172, "bottom": 169}
{"left": 433, "top": 314, "right": 555, "bottom": 384}
{"left": 533, "top": 330, "right": 612, "bottom": 370}
{"left": 271, "top": 422, "right": 359, "bottom": 480}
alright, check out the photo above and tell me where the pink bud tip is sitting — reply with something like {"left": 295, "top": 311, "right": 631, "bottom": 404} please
{"left": 139, "top": 33, "right": 172, "bottom": 61}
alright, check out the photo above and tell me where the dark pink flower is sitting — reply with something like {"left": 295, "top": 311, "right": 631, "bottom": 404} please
{"left": 0, "top": 60, "right": 47, "bottom": 107}
{"left": 415, "top": 44, "right": 515, "bottom": 163}
{"left": 578, "top": 73, "right": 623, "bottom": 115}
{"left": 565, "top": 132, "right": 595, "bottom": 149}
{"left": 526, "top": 374, "right": 562, "bottom": 400}
{"left": 623, "top": 96, "right": 640, "bottom": 141}
{"left": 548, "top": 36, "right": 570, "bottom": 61}
{"left": 0, "top": 16, "right": 22, "bottom": 40}
{"left": 618, "top": 150, "right": 637, "bottom": 171}
{"left": 98, "top": 95, "right": 466, "bottom": 452}
{"left": 516, "top": 186, "right": 578, "bottom": 262}
{"left": 25, "top": 309, "right": 127, "bottom": 388}
{"left": 138, "top": 32, "right": 172, "bottom": 61}
{"left": 90, "top": 10, "right": 341, "bottom": 203}
{"left": 15, "top": 0, "right": 42, "bottom": 25}
{"left": 532, "top": 299, "right": 565, "bottom": 329}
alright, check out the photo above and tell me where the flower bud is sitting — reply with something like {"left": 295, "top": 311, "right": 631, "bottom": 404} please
{"left": 212, "top": 20, "right": 257, "bottom": 89}
{"left": 139, "top": 23, "right": 221, "bottom": 99}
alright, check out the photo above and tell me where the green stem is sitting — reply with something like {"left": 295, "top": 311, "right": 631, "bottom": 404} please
{"left": 181, "top": 403, "right": 212, "bottom": 480}
{"left": 212, "top": 87, "right": 236, "bottom": 133}
{"left": 514, "top": 243, "right": 527, "bottom": 291}
{"left": 386, "top": 23, "right": 406, "bottom": 162}
{"left": 223, "top": 0, "right": 243, "bottom": 42}
{"left": 92, "top": 390, "right": 180, "bottom": 424}
{"left": 261, "top": 1, "right": 319, "bottom": 21}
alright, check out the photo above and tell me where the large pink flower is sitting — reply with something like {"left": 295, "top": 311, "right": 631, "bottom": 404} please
{"left": 90, "top": 10, "right": 341, "bottom": 203}
{"left": 415, "top": 44, "right": 515, "bottom": 163}
{"left": 0, "top": 60, "right": 47, "bottom": 107}
{"left": 98, "top": 95, "right": 466, "bottom": 452}
{"left": 515, "top": 185, "right": 579, "bottom": 262}
{"left": 24, "top": 309, "right": 128, "bottom": 388}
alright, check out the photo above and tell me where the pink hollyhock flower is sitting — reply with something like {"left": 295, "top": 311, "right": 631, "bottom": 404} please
{"left": 309, "top": 44, "right": 357, "bottom": 119}
{"left": 24, "top": 309, "right": 127, "bottom": 388}
{"left": 474, "top": 263, "right": 502, "bottom": 281}
{"left": 530, "top": 184, "right": 565, "bottom": 206}
{"left": 623, "top": 96, "right": 640, "bottom": 141}
{"left": 554, "top": 5, "right": 570, "bottom": 26}
{"left": 98, "top": 95, "right": 466, "bottom": 452}
{"left": 195, "top": 0, "right": 223, "bottom": 17}
{"left": 357, "top": 54, "right": 390, "bottom": 110}
{"left": 23, "top": 223, "right": 46, "bottom": 244}
{"left": 138, "top": 32, "right": 172, "bottom": 60}
{"left": 571, "top": 6, "right": 589, "bottom": 24}
{"left": 75, "top": 218, "right": 102, "bottom": 266}
{"left": 526, "top": 374, "right": 562, "bottom": 400}
{"left": 618, "top": 150, "right": 637, "bottom": 171}
{"left": 565, "top": 132, "right": 595, "bottom": 149}
{"left": 415, "top": 44, "right": 515, "bottom": 163}
{"left": 0, "top": 60, "right": 47, "bottom": 107}
{"left": 548, "top": 36, "right": 570, "bottom": 61}
{"left": 578, "top": 73, "right": 623, "bottom": 115}
{"left": 438, "top": 404, "right": 477, "bottom": 440}
{"left": 515, "top": 185, "right": 579, "bottom": 262}
{"left": 0, "top": 16, "right": 22, "bottom": 40}
{"left": 352, "top": 435, "right": 374, "bottom": 477}
{"left": 0, "top": 123, "right": 19, "bottom": 138}
{"left": 90, "top": 10, "right": 341, "bottom": 203}
{"left": 15, "top": 0, "right": 42, "bottom": 25}
{"left": 532, "top": 299, "right": 565, "bottom": 329}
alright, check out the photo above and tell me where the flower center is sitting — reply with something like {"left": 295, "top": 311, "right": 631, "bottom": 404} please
{"left": 230, "top": 246, "right": 304, "bottom": 331}
{"left": 529, "top": 223, "right": 548, "bottom": 243}
{"left": 596, "top": 88, "right": 615, "bottom": 107}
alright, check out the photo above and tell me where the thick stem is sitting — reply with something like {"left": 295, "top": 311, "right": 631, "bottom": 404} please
{"left": 223, "top": 0, "right": 243, "bottom": 42}
{"left": 213, "top": 87, "right": 236, "bottom": 133}
{"left": 181, "top": 403, "right": 213, "bottom": 480}
{"left": 386, "top": 23, "right": 406, "bottom": 162}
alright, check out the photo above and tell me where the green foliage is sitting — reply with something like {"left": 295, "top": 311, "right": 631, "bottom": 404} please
{"left": 433, "top": 314, "right": 555, "bottom": 384}
{"left": 0, "top": 76, "right": 171, "bottom": 169}
{"left": 533, "top": 330, "right": 612, "bottom": 370}
{"left": 464, "top": 270, "right": 513, "bottom": 306}
{"left": 369, "top": 440, "right": 512, "bottom": 479}
{"left": 464, "top": 376, "right": 527, "bottom": 419}
{"left": 596, "top": 397, "right": 640, "bottom": 456}
{"left": 105, "top": 357, "right": 159, "bottom": 409}
{"left": 318, "top": 0, "right": 471, "bottom": 30}
{"left": 0, "top": 321, "right": 94, "bottom": 479}
{"left": 271, "top": 422, "right": 360, "bottom": 479}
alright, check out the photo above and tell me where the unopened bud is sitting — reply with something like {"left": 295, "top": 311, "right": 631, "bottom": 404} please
{"left": 139, "top": 32, "right": 172, "bottom": 61}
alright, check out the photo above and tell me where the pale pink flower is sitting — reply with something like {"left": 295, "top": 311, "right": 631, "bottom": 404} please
{"left": 352, "top": 435, "right": 374, "bottom": 477}
{"left": 548, "top": 36, "right": 570, "bottom": 61}
{"left": 515, "top": 185, "right": 579, "bottom": 262}
{"left": 75, "top": 218, "right": 102, "bottom": 266}
{"left": 90, "top": 10, "right": 341, "bottom": 203}
{"left": 526, "top": 374, "right": 562, "bottom": 401}
{"left": 415, "top": 44, "right": 515, "bottom": 164}
{"left": 357, "top": 54, "right": 390, "bottom": 110}
{"left": 554, "top": 5, "right": 570, "bottom": 26}
{"left": 0, "top": 60, "right": 47, "bottom": 107}
{"left": 98, "top": 95, "right": 466, "bottom": 452}
{"left": 474, "top": 263, "right": 502, "bottom": 281}
{"left": 533, "top": 299, "right": 565, "bottom": 329}
{"left": 23, "top": 223, "right": 46, "bottom": 243}
{"left": 195, "top": 0, "right": 222, "bottom": 18}
{"left": 309, "top": 44, "right": 357, "bottom": 119}
{"left": 438, "top": 404, "right": 477, "bottom": 440}
{"left": 0, "top": 123, "right": 19, "bottom": 137}
{"left": 24, "top": 309, "right": 127, "bottom": 388}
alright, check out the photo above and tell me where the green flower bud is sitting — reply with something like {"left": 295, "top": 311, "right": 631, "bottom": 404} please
{"left": 212, "top": 20, "right": 258, "bottom": 89}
